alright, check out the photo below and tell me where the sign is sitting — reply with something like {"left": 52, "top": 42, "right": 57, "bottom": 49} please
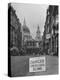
{"left": 29, "top": 56, "right": 46, "bottom": 72}
{"left": 46, "top": 34, "right": 51, "bottom": 39}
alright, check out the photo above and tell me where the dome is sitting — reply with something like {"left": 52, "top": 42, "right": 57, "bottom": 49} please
{"left": 23, "top": 25, "right": 30, "bottom": 33}
{"left": 22, "top": 18, "right": 30, "bottom": 33}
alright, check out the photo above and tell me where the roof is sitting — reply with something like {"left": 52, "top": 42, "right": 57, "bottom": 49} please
{"left": 23, "top": 25, "right": 30, "bottom": 33}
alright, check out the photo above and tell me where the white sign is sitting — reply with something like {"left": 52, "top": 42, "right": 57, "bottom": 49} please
{"left": 46, "top": 34, "right": 51, "bottom": 39}
{"left": 29, "top": 56, "right": 46, "bottom": 72}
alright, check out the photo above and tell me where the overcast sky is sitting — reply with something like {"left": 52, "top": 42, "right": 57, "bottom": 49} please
{"left": 12, "top": 3, "right": 48, "bottom": 39}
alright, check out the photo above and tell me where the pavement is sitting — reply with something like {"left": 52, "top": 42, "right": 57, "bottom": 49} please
{"left": 11, "top": 55, "right": 58, "bottom": 77}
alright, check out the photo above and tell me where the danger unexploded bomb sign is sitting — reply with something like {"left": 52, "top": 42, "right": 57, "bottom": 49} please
{"left": 29, "top": 56, "right": 46, "bottom": 72}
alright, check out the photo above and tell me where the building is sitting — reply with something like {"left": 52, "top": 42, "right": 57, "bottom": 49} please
{"left": 8, "top": 3, "right": 22, "bottom": 54}
{"left": 35, "top": 25, "right": 42, "bottom": 41}
{"left": 22, "top": 18, "right": 32, "bottom": 47}
{"left": 24, "top": 25, "right": 43, "bottom": 55}
{"left": 35, "top": 25, "right": 42, "bottom": 51}
{"left": 43, "top": 5, "right": 58, "bottom": 55}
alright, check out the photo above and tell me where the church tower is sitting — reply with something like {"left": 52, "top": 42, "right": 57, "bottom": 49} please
{"left": 35, "top": 25, "right": 42, "bottom": 41}
{"left": 23, "top": 18, "right": 26, "bottom": 26}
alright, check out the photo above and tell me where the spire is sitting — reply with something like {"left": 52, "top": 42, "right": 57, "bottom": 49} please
{"left": 36, "top": 25, "right": 40, "bottom": 33}
{"left": 23, "top": 18, "right": 26, "bottom": 26}
{"left": 35, "top": 25, "right": 41, "bottom": 41}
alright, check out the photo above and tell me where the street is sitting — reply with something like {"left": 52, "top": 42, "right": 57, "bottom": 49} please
{"left": 11, "top": 55, "right": 58, "bottom": 77}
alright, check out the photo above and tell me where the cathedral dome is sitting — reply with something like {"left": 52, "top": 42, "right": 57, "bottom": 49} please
{"left": 23, "top": 25, "right": 30, "bottom": 33}
{"left": 22, "top": 18, "right": 30, "bottom": 33}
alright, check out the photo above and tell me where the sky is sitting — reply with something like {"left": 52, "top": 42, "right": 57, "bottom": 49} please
{"left": 12, "top": 3, "right": 48, "bottom": 39}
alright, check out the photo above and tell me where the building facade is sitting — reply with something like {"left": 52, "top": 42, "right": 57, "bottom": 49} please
{"left": 8, "top": 4, "right": 22, "bottom": 54}
{"left": 24, "top": 25, "right": 43, "bottom": 55}
{"left": 43, "top": 5, "right": 58, "bottom": 56}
